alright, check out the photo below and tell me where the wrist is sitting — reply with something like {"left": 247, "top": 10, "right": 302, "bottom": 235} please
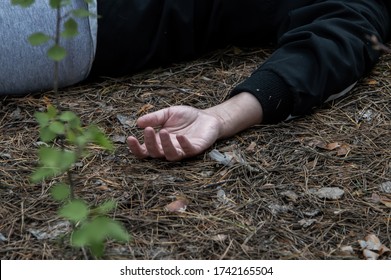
{"left": 204, "top": 92, "right": 263, "bottom": 139}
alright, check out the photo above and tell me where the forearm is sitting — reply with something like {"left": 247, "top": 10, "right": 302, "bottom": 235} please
{"left": 203, "top": 92, "right": 263, "bottom": 139}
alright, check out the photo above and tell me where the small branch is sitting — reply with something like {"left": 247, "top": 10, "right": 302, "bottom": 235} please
{"left": 67, "top": 170, "right": 75, "bottom": 199}
{"left": 53, "top": 7, "right": 61, "bottom": 95}
{"left": 51, "top": 6, "right": 62, "bottom": 110}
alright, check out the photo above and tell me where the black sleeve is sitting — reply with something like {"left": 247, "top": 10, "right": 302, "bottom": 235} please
{"left": 231, "top": 0, "right": 391, "bottom": 124}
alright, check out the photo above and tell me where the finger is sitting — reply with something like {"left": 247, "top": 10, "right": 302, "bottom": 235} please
{"left": 137, "top": 108, "right": 170, "bottom": 128}
{"left": 176, "top": 134, "right": 200, "bottom": 157}
{"left": 159, "top": 129, "right": 184, "bottom": 161}
{"left": 126, "top": 136, "right": 149, "bottom": 158}
{"left": 143, "top": 127, "right": 164, "bottom": 158}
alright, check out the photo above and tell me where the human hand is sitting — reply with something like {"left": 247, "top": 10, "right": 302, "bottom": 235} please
{"left": 127, "top": 92, "right": 263, "bottom": 161}
{"left": 127, "top": 106, "right": 222, "bottom": 161}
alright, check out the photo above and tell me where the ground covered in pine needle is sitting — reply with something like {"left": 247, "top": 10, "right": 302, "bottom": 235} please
{"left": 1, "top": 47, "right": 390, "bottom": 260}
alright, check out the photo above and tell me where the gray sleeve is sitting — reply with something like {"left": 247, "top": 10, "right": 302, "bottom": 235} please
{"left": 0, "top": 1, "right": 96, "bottom": 95}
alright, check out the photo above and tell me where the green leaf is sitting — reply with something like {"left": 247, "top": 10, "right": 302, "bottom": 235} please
{"left": 59, "top": 111, "right": 78, "bottom": 122}
{"left": 31, "top": 146, "right": 76, "bottom": 182}
{"left": 39, "top": 126, "right": 57, "bottom": 142}
{"left": 90, "top": 242, "right": 105, "bottom": 258}
{"left": 31, "top": 166, "right": 58, "bottom": 183}
{"left": 49, "top": 0, "right": 61, "bottom": 8}
{"left": 11, "top": 0, "right": 35, "bottom": 7}
{"left": 47, "top": 44, "right": 67, "bottom": 62}
{"left": 72, "top": 8, "right": 95, "bottom": 18}
{"left": 65, "top": 129, "right": 77, "bottom": 144}
{"left": 28, "top": 32, "right": 51, "bottom": 46}
{"left": 51, "top": 183, "right": 71, "bottom": 201}
{"left": 38, "top": 146, "right": 77, "bottom": 172}
{"left": 49, "top": 121, "right": 65, "bottom": 135}
{"left": 35, "top": 111, "right": 50, "bottom": 127}
{"left": 71, "top": 217, "right": 107, "bottom": 247}
{"left": 106, "top": 220, "right": 130, "bottom": 242}
{"left": 49, "top": 0, "right": 71, "bottom": 8}
{"left": 59, "top": 200, "right": 89, "bottom": 223}
{"left": 61, "top": 18, "right": 78, "bottom": 39}
{"left": 87, "top": 126, "right": 114, "bottom": 151}
{"left": 69, "top": 117, "right": 82, "bottom": 130}
{"left": 89, "top": 242, "right": 105, "bottom": 258}
{"left": 71, "top": 217, "right": 129, "bottom": 256}
{"left": 72, "top": 227, "right": 106, "bottom": 257}
{"left": 75, "top": 134, "right": 89, "bottom": 148}
{"left": 46, "top": 105, "right": 58, "bottom": 119}
{"left": 91, "top": 200, "right": 116, "bottom": 216}
{"left": 39, "top": 147, "right": 60, "bottom": 167}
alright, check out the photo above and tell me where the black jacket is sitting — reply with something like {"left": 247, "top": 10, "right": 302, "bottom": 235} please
{"left": 93, "top": 0, "right": 391, "bottom": 123}
{"left": 231, "top": 0, "right": 391, "bottom": 123}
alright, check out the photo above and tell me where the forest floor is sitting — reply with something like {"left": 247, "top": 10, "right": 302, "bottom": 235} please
{"left": 1, "top": 47, "right": 390, "bottom": 260}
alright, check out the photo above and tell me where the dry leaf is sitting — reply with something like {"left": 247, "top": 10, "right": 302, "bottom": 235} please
{"left": 216, "top": 189, "right": 228, "bottom": 204}
{"left": 211, "top": 234, "right": 228, "bottom": 242}
{"left": 137, "top": 103, "right": 154, "bottom": 115}
{"left": 380, "top": 245, "right": 391, "bottom": 255}
{"left": 303, "top": 209, "right": 321, "bottom": 217}
{"left": 116, "top": 114, "right": 134, "bottom": 128}
{"left": 97, "top": 185, "right": 109, "bottom": 191}
{"left": 365, "top": 79, "right": 378, "bottom": 85}
{"left": 339, "top": 245, "right": 354, "bottom": 256}
{"left": 28, "top": 221, "right": 71, "bottom": 240}
{"left": 370, "top": 193, "right": 381, "bottom": 203}
{"left": 281, "top": 190, "right": 299, "bottom": 202}
{"left": 226, "top": 151, "right": 247, "bottom": 165}
{"left": 336, "top": 143, "right": 351, "bottom": 156}
{"left": 209, "top": 149, "right": 233, "bottom": 166}
{"left": 312, "top": 141, "right": 351, "bottom": 156}
{"left": 358, "top": 234, "right": 390, "bottom": 259}
{"left": 268, "top": 203, "right": 292, "bottom": 215}
{"left": 379, "top": 197, "right": 391, "bottom": 208}
{"left": 43, "top": 95, "right": 52, "bottom": 107}
{"left": 165, "top": 197, "right": 189, "bottom": 212}
{"left": 112, "top": 135, "right": 126, "bottom": 144}
{"left": 365, "top": 234, "right": 383, "bottom": 251}
{"left": 358, "top": 239, "right": 367, "bottom": 250}
{"left": 363, "top": 249, "right": 379, "bottom": 260}
{"left": 312, "top": 187, "right": 344, "bottom": 200}
{"left": 325, "top": 142, "right": 341, "bottom": 150}
{"left": 246, "top": 142, "right": 257, "bottom": 152}
{"left": 298, "top": 218, "right": 317, "bottom": 228}
{"left": 0, "top": 153, "right": 12, "bottom": 159}
{"left": 10, "top": 107, "right": 22, "bottom": 120}
{"left": 307, "top": 139, "right": 327, "bottom": 149}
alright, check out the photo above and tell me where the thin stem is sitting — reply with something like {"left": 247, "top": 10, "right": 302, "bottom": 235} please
{"left": 53, "top": 6, "right": 61, "bottom": 97}
{"left": 67, "top": 169, "right": 75, "bottom": 199}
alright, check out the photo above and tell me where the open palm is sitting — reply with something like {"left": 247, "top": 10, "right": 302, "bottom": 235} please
{"left": 127, "top": 106, "right": 222, "bottom": 161}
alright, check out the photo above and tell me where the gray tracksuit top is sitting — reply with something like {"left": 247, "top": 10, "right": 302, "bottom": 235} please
{"left": 0, "top": 1, "right": 97, "bottom": 95}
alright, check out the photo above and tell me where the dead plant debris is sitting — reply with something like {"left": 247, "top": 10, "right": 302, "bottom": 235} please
{"left": 1, "top": 47, "right": 390, "bottom": 259}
